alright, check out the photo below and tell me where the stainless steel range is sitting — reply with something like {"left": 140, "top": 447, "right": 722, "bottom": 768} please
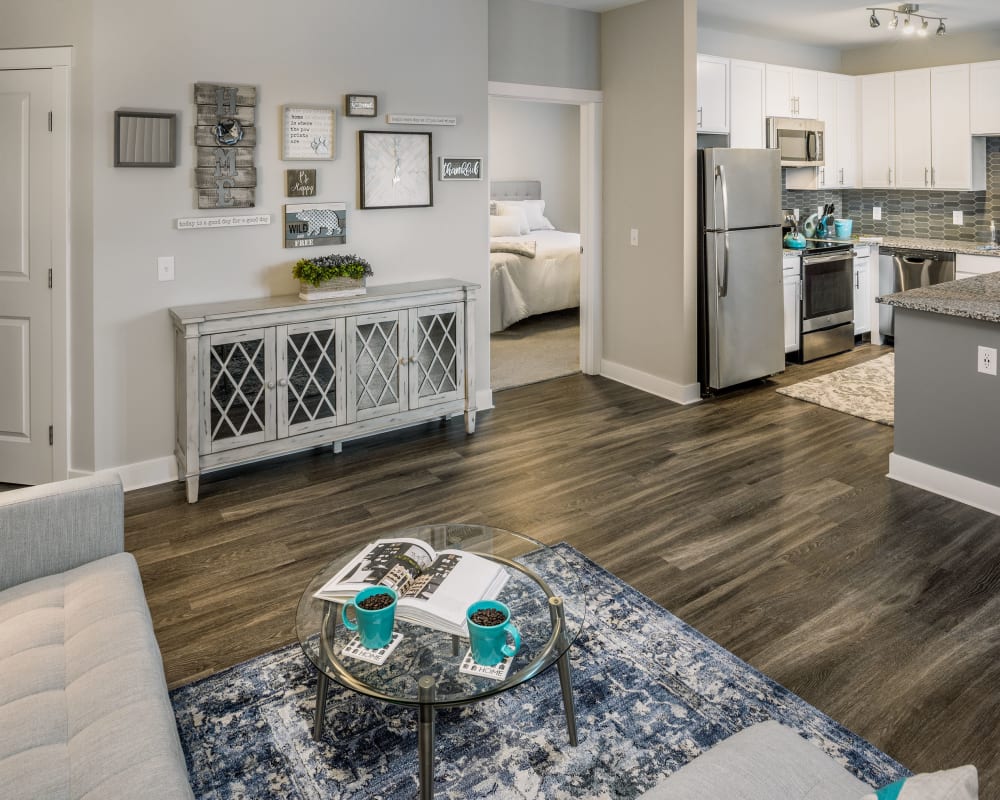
{"left": 796, "top": 241, "right": 855, "bottom": 362}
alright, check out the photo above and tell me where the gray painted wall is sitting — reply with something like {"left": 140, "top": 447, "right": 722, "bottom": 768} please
{"left": 488, "top": 97, "right": 580, "bottom": 231}
{"left": 842, "top": 32, "right": 1000, "bottom": 75}
{"left": 0, "top": 0, "right": 96, "bottom": 472}
{"left": 488, "top": 0, "right": 601, "bottom": 90}
{"left": 893, "top": 307, "right": 1000, "bottom": 486}
{"left": 602, "top": 0, "right": 698, "bottom": 390}
{"left": 697, "top": 26, "right": 843, "bottom": 72}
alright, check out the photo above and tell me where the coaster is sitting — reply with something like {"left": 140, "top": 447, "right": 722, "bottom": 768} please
{"left": 340, "top": 632, "right": 403, "bottom": 665}
{"left": 459, "top": 649, "right": 513, "bottom": 681}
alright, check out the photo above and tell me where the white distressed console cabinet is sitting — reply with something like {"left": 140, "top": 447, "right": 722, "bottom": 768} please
{"left": 170, "top": 279, "right": 478, "bottom": 503}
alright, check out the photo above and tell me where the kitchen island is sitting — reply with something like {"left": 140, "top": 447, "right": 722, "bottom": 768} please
{"left": 879, "top": 272, "right": 1000, "bottom": 515}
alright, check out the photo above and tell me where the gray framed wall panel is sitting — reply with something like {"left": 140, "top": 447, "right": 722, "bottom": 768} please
{"left": 894, "top": 308, "right": 1000, "bottom": 487}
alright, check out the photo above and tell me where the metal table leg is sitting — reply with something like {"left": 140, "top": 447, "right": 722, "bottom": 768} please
{"left": 313, "top": 602, "right": 338, "bottom": 741}
{"left": 313, "top": 670, "right": 329, "bottom": 741}
{"left": 549, "top": 596, "right": 578, "bottom": 746}
{"left": 418, "top": 676, "right": 436, "bottom": 800}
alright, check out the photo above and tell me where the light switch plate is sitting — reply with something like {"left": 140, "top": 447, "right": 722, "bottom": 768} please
{"left": 953, "top": 210, "right": 963, "bottom": 225}
{"left": 872, "top": 206, "right": 882, "bottom": 221}
{"left": 157, "top": 256, "right": 175, "bottom": 282}
{"left": 630, "top": 228, "right": 639, "bottom": 247}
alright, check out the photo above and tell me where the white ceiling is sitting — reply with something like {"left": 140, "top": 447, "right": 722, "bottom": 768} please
{"left": 535, "top": 1, "right": 1000, "bottom": 48}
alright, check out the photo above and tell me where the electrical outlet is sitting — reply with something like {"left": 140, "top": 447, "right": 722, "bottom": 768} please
{"left": 873, "top": 206, "right": 882, "bottom": 221}
{"left": 953, "top": 210, "right": 964, "bottom": 225}
{"left": 793, "top": 208, "right": 800, "bottom": 219}
{"left": 157, "top": 256, "right": 174, "bottom": 282}
{"left": 978, "top": 345, "right": 997, "bottom": 376}
{"left": 630, "top": 228, "right": 639, "bottom": 247}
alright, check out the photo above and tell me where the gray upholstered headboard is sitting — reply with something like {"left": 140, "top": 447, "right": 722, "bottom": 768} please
{"left": 490, "top": 180, "right": 541, "bottom": 201}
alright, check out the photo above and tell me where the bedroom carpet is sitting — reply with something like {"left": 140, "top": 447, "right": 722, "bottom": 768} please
{"left": 170, "top": 544, "right": 907, "bottom": 799}
{"left": 491, "top": 308, "right": 579, "bottom": 391}
{"left": 777, "top": 352, "right": 895, "bottom": 426}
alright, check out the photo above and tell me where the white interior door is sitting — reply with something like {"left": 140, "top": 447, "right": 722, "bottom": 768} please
{"left": 0, "top": 69, "right": 52, "bottom": 484}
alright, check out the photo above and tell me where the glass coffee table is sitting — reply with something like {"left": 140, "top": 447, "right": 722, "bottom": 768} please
{"left": 296, "top": 524, "right": 586, "bottom": 799}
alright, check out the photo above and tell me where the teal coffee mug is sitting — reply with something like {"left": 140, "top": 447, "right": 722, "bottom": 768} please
{"left": 342, "top": 586, "right": 397, "bottom": 650}
{"left": 467, "top": 600, "right": 521, "bottom": 666}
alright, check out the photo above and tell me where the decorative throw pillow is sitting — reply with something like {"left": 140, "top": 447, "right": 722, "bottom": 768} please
{"left": 489, "top": 215, "right": 522, "bottom": 238}
{"left": 861, "top": 766, "right": 978, "bottom": 800}
{"left": 495, "top": 204, "right": 530, "bottom": 235}
{"left": 494, "top": 199, "right": 555, "bottom": 232}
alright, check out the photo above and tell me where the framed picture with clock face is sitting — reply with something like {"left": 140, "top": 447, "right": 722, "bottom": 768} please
{"left": 359, "top": 130, "right": 433, "bottom": 209}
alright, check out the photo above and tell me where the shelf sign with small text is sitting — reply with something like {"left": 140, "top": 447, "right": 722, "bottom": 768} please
{"left": 439, "top": 157, "right": 482, "bottom": 181}
{"left": 177, "top": 213, "right": 271, "bottom": 230}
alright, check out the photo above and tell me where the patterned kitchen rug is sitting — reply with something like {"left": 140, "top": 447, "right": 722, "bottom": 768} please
{"left": 170, "top": 544, "right": 908, "bottom": 799}
{"left": 777, "top": 353, "right": 895, "bottom": 426}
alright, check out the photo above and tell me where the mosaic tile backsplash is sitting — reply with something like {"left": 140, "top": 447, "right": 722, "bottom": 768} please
{"left": 784, "top": 137, "right": 1000, "bottom": 243}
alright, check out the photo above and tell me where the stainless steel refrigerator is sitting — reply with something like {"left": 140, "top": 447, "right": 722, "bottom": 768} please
{"left": 698, "top": 148, "right": 784, "bottom": 392}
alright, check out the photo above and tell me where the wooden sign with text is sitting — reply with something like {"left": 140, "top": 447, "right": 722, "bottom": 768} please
{"left": 194, "top": 82, "right": 258, "bottom": 209}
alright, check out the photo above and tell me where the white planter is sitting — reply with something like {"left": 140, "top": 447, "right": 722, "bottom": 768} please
{"left": 299, "top": 276, "right": 367, "bottom": 301}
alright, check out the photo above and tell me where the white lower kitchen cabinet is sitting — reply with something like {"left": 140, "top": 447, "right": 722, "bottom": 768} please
{"left": 170, "top": 279, "right": 478, "bottom": 502}
{"left": 956, "top": 253, "right": 1000, "bottom": 281}
{"left": 783, "top": 254, "right": 800, "bottom": 354}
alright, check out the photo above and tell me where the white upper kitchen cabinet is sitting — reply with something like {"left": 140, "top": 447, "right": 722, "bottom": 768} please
{"left": 970, "top": 60, "right": 1000, "bottom": 135}
{"left": 765, "top": 65, "right": 818, "bottom": 118}
{"left": 860, "top": 72, "right": 895, "bottom": 188}
{"left": 930, "top": 64, "right": 977, "bottom": 190}
{"left": 697, "top": 54, "right": 729, "bottom": 134}
{"left": 729, "top": 59, "right": 766, "bottom": 148}
{"left": 893, "top": 68, "right": 933, "bottom": 189}
{"left": 835, "top": 75, "right": 858, "bottom": 188}
{"left": 817, "top": 72, "right": 838, "bottom": 189}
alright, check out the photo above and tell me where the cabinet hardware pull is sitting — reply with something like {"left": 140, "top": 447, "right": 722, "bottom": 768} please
{"left": 266, "top": 381, "right": 275, "bottom": 390}
{"left": 931, "top": 167, "right": 935, "bottom": 186}
{"left": 888, "top": 167, "right": 893, "bottom": 185}
{"left": 278, "top": 378, "right": 288, "bottom": 387}
{"left": 925, "top": 167, "right": 929, "bottom": 186}
{"left": 697, "top": 107, "right": 702, "bottom": 127}
{"left": 840, "top": 168, "right": 844, "bottom": 185}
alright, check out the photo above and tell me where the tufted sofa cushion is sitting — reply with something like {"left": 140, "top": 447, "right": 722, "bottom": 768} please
{"left": 0, "top": 551, "right": 193, "bottom": 800}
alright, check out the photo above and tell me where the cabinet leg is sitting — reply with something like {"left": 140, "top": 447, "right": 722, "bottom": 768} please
{"left": 464, "top": 410, "right": 476, "bottom": 434}
{"left": 185, "top": 475, "right": 199, "bottom": 504}
{"left": 332, "top": 441, "right": 343, "bottom": 455}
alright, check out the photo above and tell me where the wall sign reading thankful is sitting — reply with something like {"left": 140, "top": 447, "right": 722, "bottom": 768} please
{"left": 439, "top": 157, "right": 482, "bottom": 181}
{"left": 194, "top": 82, "right": 258, "bottom": 209}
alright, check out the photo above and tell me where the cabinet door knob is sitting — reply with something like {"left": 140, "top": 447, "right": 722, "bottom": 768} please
{"left": 266, "top": 381, "right": 275, "bottom": 390}
{"left": 278, "top": 378, "right": 288, "bottom": 387}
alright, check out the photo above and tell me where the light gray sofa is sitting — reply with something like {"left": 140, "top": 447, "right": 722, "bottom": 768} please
{"left": 0, "top": 474, "right": 194, "bottom": 800}
{"left": 639, "top": 721, "right": 873, "bottom": 799}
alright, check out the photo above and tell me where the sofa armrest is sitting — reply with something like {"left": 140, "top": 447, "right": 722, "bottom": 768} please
{"left": 0, "top": 472, "right": 125, "bottom": 591}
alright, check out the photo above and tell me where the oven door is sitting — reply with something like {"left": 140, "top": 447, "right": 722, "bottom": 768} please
{"left": 801, "top": 250, "right": 854, "bottom": 332}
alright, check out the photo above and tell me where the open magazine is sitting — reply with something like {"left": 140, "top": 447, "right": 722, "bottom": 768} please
{"left": 314, "top": 538, "right": 509, "bottom": 636}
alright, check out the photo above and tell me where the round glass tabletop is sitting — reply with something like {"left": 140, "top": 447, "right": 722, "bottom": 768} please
{"left": 295, "top": 524, "right": 586, "bottom": 707}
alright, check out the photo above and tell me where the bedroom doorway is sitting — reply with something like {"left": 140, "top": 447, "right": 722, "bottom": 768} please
{"left": 486, "top": 82, "right": 603, "bottom": 394}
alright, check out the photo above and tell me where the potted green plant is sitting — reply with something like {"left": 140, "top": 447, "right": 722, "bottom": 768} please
{"left": 293, "top": 253, "right": 374, "bottom": 300}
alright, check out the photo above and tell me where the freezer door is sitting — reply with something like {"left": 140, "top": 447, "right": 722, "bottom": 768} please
{"left": 705, "top": 226, "right": 785, "bottom": 389}
{"left": 702, "top": 148, "right": 782, "bottom": 231}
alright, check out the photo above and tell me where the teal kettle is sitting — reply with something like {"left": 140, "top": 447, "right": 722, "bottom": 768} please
{"left": 783, "top": 230, "right": 806, "bottom": 249}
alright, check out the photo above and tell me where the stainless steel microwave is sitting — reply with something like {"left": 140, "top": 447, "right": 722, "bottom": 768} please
{"left": 766, "top": 117, "right": 825, "bottom": 167}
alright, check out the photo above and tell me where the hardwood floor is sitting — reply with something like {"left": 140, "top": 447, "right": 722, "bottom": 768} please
{"left": 125, "top": 344, "right": 1000, "bottom": 793}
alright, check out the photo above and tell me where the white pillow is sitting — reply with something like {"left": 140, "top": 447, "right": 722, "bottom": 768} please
{"left": 489, "top": 215, "right": 522, "bottom": 237}
{"left": 860, "top": 766, "right": 978, "bottom": 800}
{"left": 495, "top": 199, "right": 555, "bottom": 231}
{"left": 495, "top": 204, "right": 530, "bottom": 235}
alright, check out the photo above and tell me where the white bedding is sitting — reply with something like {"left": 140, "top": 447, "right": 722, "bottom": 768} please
{"left": 490, "top": 229, "right": 581, "bottom": 333}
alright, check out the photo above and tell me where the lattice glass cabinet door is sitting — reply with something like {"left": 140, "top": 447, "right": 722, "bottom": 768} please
{"left": 277, "top": 319, "right": 347, "bottom": 437}
{"left": 202, "top": 328, "right": 276, "bottom": 453}
{"left": 347, "top": 311, "right": 408, "bottom": 423}
{"left": 409, "top": 303, "right": 465, "bottom": 409}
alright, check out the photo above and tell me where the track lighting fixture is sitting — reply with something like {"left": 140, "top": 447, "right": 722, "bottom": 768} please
{"left": 866, "top": 5, "right": 946, "bottom": 38}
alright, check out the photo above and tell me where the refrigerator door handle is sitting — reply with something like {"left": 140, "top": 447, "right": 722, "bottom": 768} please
{"left": 719, "top": 231, "right": 730, "bottom": 298}
{"left": 715, "top": 164, "right": 729, "bottom": 232}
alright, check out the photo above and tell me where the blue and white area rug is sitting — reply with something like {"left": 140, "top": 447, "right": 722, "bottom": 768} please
{"left": 170, "top": 544, "right": 908, "bottom": 799}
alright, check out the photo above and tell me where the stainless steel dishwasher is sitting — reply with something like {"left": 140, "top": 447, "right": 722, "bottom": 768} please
{"left": 878, "top": 247, "right": 956, "bottom": 338}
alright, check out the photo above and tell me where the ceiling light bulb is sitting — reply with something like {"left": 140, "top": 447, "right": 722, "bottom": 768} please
{"left": 937, "top": 19, "right": 946, "bottom": 35}
{"left": 888, "top": 13, "right": 898, "bottom": 29}
{"left": 918, "top": 18, "right": 929, "bottom": 36}
{"left": 902, "top": 15, "right": 913, "bottom": 34}
{"left": 870, "top": 10, "right": 880, "bottom": 28}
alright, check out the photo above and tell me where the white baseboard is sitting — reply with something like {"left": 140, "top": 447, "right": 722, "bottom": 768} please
{"left": 888, "top": 452, "right": 1000, "bottom": 517}
{"left": 600, "top": 359, "right": 701, "bottom": 405}
{"left": 476, "top": 388, "right": 494, "bottom": 412}
{"left": 82, "top": 456, "right": 177, "bottom": 492}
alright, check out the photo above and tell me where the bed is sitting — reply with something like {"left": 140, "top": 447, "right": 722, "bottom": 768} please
{"left": 489, "top": 180, "right": 581, "bottom": 333}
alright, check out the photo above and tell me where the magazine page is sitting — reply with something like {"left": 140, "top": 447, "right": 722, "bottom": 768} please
{"left": 314, "top": 538, "right": 437, "bottom": 601}
{"left": 397, "top": 549, "right": 509, "bottom": 634}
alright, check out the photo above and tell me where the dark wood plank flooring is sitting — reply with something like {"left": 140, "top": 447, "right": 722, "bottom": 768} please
{"left": 125, "top": 344, "right": 1000, "bottom": 794}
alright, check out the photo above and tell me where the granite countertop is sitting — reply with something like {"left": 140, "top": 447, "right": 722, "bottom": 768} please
{"left": 783, "top": 235, "right": 1000, "bottom": 257}
{"left": 877, "top": 272, "right": 1000, "bottom": 323}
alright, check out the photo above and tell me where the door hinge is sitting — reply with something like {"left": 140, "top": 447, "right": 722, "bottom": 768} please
{"left": 49, "top": 425, "right": 53, "bottom": 446}
{"left": 48, "top": 111, "right": 53, "bottom": 132}
{"left": 48, "top": 268, "right": 53, "bottom": 289}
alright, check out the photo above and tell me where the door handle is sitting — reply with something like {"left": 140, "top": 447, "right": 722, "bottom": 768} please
{"left": 715, "top": 164, "right": 729, "bottom": 233}
{"left": 697, "top": 106, "right": 702, "bottom": 128}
